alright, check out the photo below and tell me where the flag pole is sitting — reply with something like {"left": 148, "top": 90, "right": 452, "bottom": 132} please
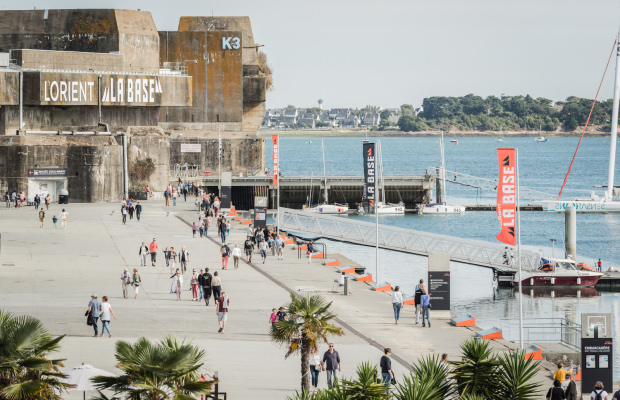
{"left": 516, "top": 148, "right": 523, "bottom": 349}
{"left": 276, "top": 135, "right": 280, "bottom": 237}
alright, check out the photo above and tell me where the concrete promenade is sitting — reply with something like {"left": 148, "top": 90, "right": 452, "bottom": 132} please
{"left": 0, "top": 198, "right": 540, "bottom": 399}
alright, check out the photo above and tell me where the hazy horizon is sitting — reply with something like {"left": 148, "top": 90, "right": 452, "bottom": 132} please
{"left": 11, "top": 0, "right": 620, "bottom": 109}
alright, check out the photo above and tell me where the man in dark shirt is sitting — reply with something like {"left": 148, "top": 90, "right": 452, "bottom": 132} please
{"left": 200, "top": 268, "right": 213, "bottom": 306}
{"left": 380, "top": 348, "right": 393, "bottom": 392}
{"left": 321, "top": 343, "right": 341, "bottom": 389}
{"left": 215, "top": 290, "right": 229, "bottom": 334}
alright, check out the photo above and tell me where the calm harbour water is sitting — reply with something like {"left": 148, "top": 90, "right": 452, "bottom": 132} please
{"left": 265, "top": 135, "right": 620, "bottom": 374}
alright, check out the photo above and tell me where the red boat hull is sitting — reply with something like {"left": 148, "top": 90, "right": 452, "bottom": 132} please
{"left": 516, "top": 275, "right": 601, "bottom": 287}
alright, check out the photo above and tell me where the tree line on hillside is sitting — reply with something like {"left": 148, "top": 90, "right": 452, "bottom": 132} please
{"left": 397, "top": 94, "right": 614, "bottom": 132}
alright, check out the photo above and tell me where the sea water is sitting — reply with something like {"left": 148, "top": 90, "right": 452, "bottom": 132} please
{"left": 265, "top": 135, "right": 620, "bottom": 375}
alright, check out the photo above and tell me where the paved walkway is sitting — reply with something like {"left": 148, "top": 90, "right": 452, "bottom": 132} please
{"left": 0, "top": 199, "right": 546, "bottom": 399}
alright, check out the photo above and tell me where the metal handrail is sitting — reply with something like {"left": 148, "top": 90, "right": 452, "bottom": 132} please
{"left": 279, "top": 207, "right": 540, "bottom": 271}
{"left": 500, "top": 318, "right": 581, "bottom": 349}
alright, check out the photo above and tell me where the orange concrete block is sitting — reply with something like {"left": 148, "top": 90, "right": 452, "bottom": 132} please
{"left": 338, "top": 266, "right": 355, "bottom": 273}
{"left": 571, "top": 367, "right": 581, "bottom": 381}
{"left": 241, "top": 220, "right": 252, "bottom": 225}
{"left": 372, "top": 282, "right": 391, "bottom": 291}
{"left": 234, "top": 216, "right": 243, "bottom": 221}
{"left": 294, "top": 244, "right": 308, "bottom": 251}
{"left": 403, "top": 297, "right": 415, "bottom": 305}
{"left": 283, "top": 238, "right": 294, "bottom": 244}
{"left": 324, "top": 259, "right": 340, "bottom": 266}
{"left": 311, "top": 252, "right": 324, "bottom": 259}
{"left": 355, "top": 274, "right": 373, "bottom": 282}
{"left": 524, "top": 348, "right": 542, "bottom": 360}
{"left": 230, "top": 206, "right": 236, "bottom": 212}
{"left": 479, "top": 329, "right": 503, "bottom": 340}
{"left": 455, "top": 317, "right": 476, "bottom": 327}
{"left": 227, "top": 211, "right": 238, "bottom": 217}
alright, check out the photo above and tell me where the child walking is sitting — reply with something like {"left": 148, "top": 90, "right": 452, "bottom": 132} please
{"left": 269, "top": 308, "right": 278, "bottom": 326}
{"left": 52, "top": 215, "right": 58, "bottom": 228}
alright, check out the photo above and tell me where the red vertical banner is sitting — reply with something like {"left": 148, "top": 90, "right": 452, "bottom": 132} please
{"left": 272, "top": 135, "right": 279, "bottom": 186}
{"left": 496, "top": 148, "right": 517, "bottom": 246}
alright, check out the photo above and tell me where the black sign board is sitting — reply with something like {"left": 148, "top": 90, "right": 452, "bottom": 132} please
{"left": 254, "top": 206, "right": 267, "bottom": 229}
{"left": 220, "top": 185, "right": 231, "bottom": 209}
{"left": 362, "top": 142, "right": 376, "bottom": 213}
{"left": 581, "top": 337, "right": 613, "bottom": 393}
{"left": 28, "top": 168, "right": 67, "bottom": 178}
{"left": 428, "top": 271, "right": 451, "bottom": 310}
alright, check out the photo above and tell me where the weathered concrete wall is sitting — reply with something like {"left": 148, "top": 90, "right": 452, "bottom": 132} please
{"left": 159, "top": 31, "right": 207, "bottom": 123}
{"left": 169, "top": 136, "right": 264, "bottom": 176}
{"left": 125, "top": 127, "right": 170, "bottom": 191}
{"left": 0, "top": 71, "right": 19, "bottom": 105}
{"left": 0, "top": 9, "right": 159, "bottom": 73}
{"left": 12, "top": 49, "right": 126, "bottom": 72}
{"left": 0, "top": 135, "right": 123, "bottom": 202}
{"left": 3, "top": 106, "right": 160, "bottom": 134}
{"left": 242, "top": 102, "right": 266, "bottom": 133}
{"left": 206, "top": 30, "right": 243, "bottom": 123}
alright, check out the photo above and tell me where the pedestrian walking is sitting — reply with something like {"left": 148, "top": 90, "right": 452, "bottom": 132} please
{"left": 38, "top": 209, "right": 45, "bottom": 228}
{"left": 201, "top": 268, "right": 213, "bottom": 306}
{"left": 598, "top": 259, "right": 603, "bottom": 272}
{"left": 169, "top": 247, "right": 177, "bottom": 273}
{"left": 221, "top": 243, "right": 230, "bottom": 270}
{"left": 591, "top": 381, "right": 609, "bottom": 400}
{"left": 128, "top": 203, "right": 134, "bottom": 220}
{"left": 99, "top": 296, "right": 117, "bottom": 337}
{"left": 149, "top": 238, "right": 159, "bottom": 266}
{"left": 179, "top": 247, "right": 190, "bottom": 273}
{"left": 135, "top": 202, "right": 142, "bottom": 221}
{"left": 392, "top": 286, "right": 403, "bottom": 324}
{"left": 414, "top": 279, "right": 425, "bottom": 324}
{"left": 259, "top": 239, "right": 268, "bottom": 264}
{"left": 139, "top": 242, "right": 149, "bottom": 266}
{"left": 5, "top": 191, "right": 10, "bottom": 208}
{"left": 268, "top": 235, "right": 276, "bottom": 256}
{"left": 310, "top": 347, "right": 321, "bottom": 390}
{"left": 307, "top": 240, "right": 314, "bottom": 264}
{"left": 197, "top": 268, "right": 205, "bottom": 300}
{"left": 276, "top": 235, "right": 284, "bottom": 260}
{"left": 546, "top": 379, "right": 566, "bottom": 400}
{"left": 277, "top": 306, "right": 286, "bottom": 321}
{"left": 59, "top": 209, "right": 68, "bottom": 229}
{"left": 269, "top": 308, "right": 277, "bottom": 326}
{"left": 164, "top": 189, "right": 170, "bottom": 206}
{"left": 219, "top": 217, "right": 227, "bottom": 243}
{"left": 172, "top": 270, "right": 183, "bottom": 301}
{"left": 503, "top": 247, "right": 509, "bottom": 265}
{"left": 86, "top": 294, "right": 102, "bottom": 337}
{"left": 421, "top": 289, "right": 431, "bottom": 328}
{"left": 553, "top": 362, "right": 568, "bottom": 390}
{"left": 45, "top": 194, "right": 50, "bottom": 210}
{"left": 211, "top": 271, "right": 222, "bottom": 300}
{"left": 190, "top": 269, "right": 199, "bottom": 301}
{"left": 120, "top": 268, "right": 131, "bottom": 299}
{"left": 132, "top": 268, "right": 141, "bottom": 299}
{"left": 52, "top": 215, "right": 58, "bottom": 228}
{"left": 321, "top": 343, "right": 341, "bottom": 389}
{"left": 232, "top": 244, "right": 241, "bottom": 269}
{"left": 192, "top": 222, "right": 197, "bottom": 238}
{"left": 121, "top": 205, "right": 127, "bottom": 224}
{"left": 380, "top": 348, "right": 393, "bottom": 392}
{"left": 215, "top": 290, "right": 229, "bottom": 333}
{"left": 33, "top": 194, "right": 40, "bottom": 210}
{"left": 172, "top": 189, "right": 177, "bottom": 206}
{"left": 244, "top": 237, "right": 254, "bottom": 263}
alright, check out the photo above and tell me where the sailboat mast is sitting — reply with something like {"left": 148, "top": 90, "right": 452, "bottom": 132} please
{"left": 321, "top": 137, "right": 328, "bottom": 203}
{"left": 607, "top": 31, "right": 620, "bottom": 201}
{"left": 379, "top": 140, "right": 385, "bottom": 203}
{"left": 440, "top": 131, "right": 447, "bottom": 203}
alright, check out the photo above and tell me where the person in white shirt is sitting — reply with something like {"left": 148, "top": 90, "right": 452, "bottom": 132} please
{"left": 275, "top": 236, "right": 284, "bottom": 260}
{"left": 232, "top": 244, "right": 242, "bottom": 269}
{"left": 338, "top": 272, "right": 346, "bottom": 286}
{"left": 391, "top": 286, "right": 404, "bottom": 324}
{"left": 59, "top": 209, "right": 68, "bottom": 229}
{"left": 172, "top": 270, "right": 183, "bottom": 301}
{"left": 99, "top": 296, "right": 117, "bottom": 337}
{"left": 139, "top": 242, "right": 149, "bottom": 266}
{"left": 259, "top": 239, "right": 269, "bottom": 264}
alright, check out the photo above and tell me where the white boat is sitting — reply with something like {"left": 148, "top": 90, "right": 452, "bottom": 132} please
{"left": 303, "top": 204, "right": 349, "bottom": 214}
{"left": 358, "top": 201, "right": 405, "bottom": 215}
{"left": 496, "top": 126, "right": 505, "bottom": 142}
{"left": 419, "top": 131, "right": 466, "bottom": 215}
{"left": 514, "top": 257, "right": 603, "bottom": 287}
{"left": 534, "top": 136, "right": 548, "bottom": 142}
{"left": 542, "top": 31, "right": 620, "bottom": 213}
{"left": 418, "top": 202, "right": 465, "bottom": 214}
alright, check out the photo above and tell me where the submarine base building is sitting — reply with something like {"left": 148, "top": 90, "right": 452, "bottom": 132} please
{"left": 0, "top": 9, "right": 267, "bottom": 202}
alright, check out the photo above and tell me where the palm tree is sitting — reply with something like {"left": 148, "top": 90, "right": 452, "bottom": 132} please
{"left": 0, "top": 310, "right": 72, "bottom": 400}
{"left": 339, "top": 362, "right": 388, "bottom": 400}
{"left": 449, "top": 339, "right": 500, "bottom": 399}
{"left": 496, "top": 350, "right": 541, "bottom": 400}
{"left": 393, "top": 355, "right": 452, "bottom": 400}
{"left": 270, "top": 293, "right": 344, "bottom": 392}
{"left": 91, "top": 335, "right": 214, "bottom": 400}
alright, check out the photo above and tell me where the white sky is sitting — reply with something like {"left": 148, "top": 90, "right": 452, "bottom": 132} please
{"left": 11, "top": 0, "right": 620, "bottom": 109}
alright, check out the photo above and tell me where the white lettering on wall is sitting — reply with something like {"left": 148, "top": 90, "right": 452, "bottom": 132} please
{"left": 222, "top": 37, "right": 240, "bottom": 49}
{"left": 41, "top": 77, "right": 162, "bottom": 104}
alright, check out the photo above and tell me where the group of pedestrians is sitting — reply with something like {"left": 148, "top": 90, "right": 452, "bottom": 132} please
{"left": 85, "top": 294, "right": 117, "bottom": 338}
{"left": 120, "top": 268, "right": 141, "bottom": 299}
{"left": 120, "top": 199, "right": 142, "bottom": 224}
{"left": 242, "top": 223, "right": 284, "bottom": 264}
{"left": 390, "top": 279, "right": 431, "bottom": 327}
{"left": 5, "top": 190, "right": 32, "bottom": 208}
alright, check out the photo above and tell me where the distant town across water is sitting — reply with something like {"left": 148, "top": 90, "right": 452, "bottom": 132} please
{"left": 262, "top": 95, "right": 620, "bottom": 134}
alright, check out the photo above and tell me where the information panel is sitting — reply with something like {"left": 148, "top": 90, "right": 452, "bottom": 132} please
{"left": 28, "top": 168, "right": 67, "bottom": 177}
{"left": 581, "top": 313, "right": 613, "bottom": 392}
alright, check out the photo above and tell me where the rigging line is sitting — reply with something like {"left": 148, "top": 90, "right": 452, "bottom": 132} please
{"left": 558, "top": 38, "right": 617, "bottom": 199}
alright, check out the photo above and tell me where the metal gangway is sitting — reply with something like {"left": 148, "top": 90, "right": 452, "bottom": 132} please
{"left": 435, "top": 168, "right": 556, "bottom": 203}
{"left": 173, "top": 163, "right": 199, "bottom": 178}
{"left": 279, "top": 208, "right": 540, "bottom": 271}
